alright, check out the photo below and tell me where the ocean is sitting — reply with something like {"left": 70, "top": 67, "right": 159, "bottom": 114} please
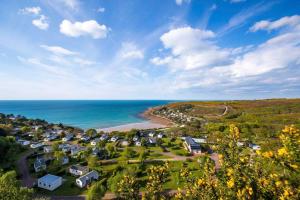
{"left": 0, "top": 100, "right": 172, "bottom": 129}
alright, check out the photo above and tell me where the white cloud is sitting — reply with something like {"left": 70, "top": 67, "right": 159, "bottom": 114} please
{"left": 19, "top": 7, "right": 41, "bottom": 15}
{"left": 152, "top": 27, "right": 230, "bottom": 70}
{"left": 152, "top": 15, "right": 300, "bottom": 91}
{"left": 60, "top": 20, "right": 108, "bottom": 39}
{"left": 229, "top": 0, "right": 246, "bottom": 3}
{"left": 218, "top": 1, "right": 274, "bottom": 35}
{"left": 32, "top": 15, "right": 49, "bottom": 30}
{"left": 58, "top": 0, "right": 80, "bottom": 10}
{"left": 250, "top": 15, "right": 300, "bottom": 32}
{"left": 175, "top": 0, "right": 191, "bottom": 6}
{"left": 119, "top": 42, "right": 144, "bottom": 59}
{"left": 97, "top": 7, "right": 105, "bottom": 13}
{"left": 40, "top": 45, "right": 78, "bottom": 55}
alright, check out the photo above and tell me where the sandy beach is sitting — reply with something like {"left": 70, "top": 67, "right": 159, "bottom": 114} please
{"left": 98, "top": 121, "right": 167, "bottom": 132}
{"left": 98, "top": 107, "right": 174, "bottom": 132}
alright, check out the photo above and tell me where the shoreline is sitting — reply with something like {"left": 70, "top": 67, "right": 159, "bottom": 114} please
{"left": 97, "top": 106, "right": 174, "bottom": 132}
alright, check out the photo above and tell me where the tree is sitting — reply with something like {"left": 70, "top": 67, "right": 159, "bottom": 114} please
{"left": 138, "top": 149, "right": 148, "bottom": 164}
{"left": 97, "top": 140, "right": 106, "bottom": 149}
{"left": 86, "top": 129, "right": 97, "bottom": 137}
{"left": 122, "top": 147, "right": 135, "bottom": 160}
{"left": 87, "top": 180, "right": 106, "bottom": 200}
{"left": 141, "top": 138, "right": 147, "bottom": 147}
{"left": 0, "top": 170, "right": 33, "bottom": 200}
{"left": 106, "top": 143, "right": 116, "bottom": 158}
{"left": 88, "top": 156, "right": 98, "bottom": 169}
{"left": 20, "top": 126, "right": 31, "bottom": 133}
{"left": 116, "top": 174, "right": 139, "bottom": 199}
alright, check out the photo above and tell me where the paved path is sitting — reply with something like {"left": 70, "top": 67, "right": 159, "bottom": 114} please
{"left": 16, "top": 150, "right": 36, "bottom": 188}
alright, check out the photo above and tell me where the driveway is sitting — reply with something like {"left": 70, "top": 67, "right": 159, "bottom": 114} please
{"left": 16, "top": 150, "right": 36, "bottom": 188}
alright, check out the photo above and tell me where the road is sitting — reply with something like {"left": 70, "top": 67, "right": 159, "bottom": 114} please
{"left": 16, "top": 150, "right": 36, "bottom": 188}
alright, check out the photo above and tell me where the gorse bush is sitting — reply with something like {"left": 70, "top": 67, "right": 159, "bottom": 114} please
{"left": 174, "top": 125, "right": 300, "bottom": 200}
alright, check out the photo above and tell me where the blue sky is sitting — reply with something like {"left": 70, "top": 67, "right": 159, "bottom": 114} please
{"left": 0, "top": 0, "right": 299, "bottom": 100}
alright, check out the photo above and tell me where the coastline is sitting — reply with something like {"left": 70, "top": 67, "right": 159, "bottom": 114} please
{"left": 98, "top": 106, "right": 174, "bottom": 132}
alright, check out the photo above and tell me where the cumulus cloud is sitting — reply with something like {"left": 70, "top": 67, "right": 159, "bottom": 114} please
{"left": 40, "top": 45, "right": 78, "bottom": 55}
{"left": 175, "top": 0, "right": 191, "bottom": 6}
{"left": 250, "top": 15, "right": 300, "bottom": 32}
{"left": 60, "top": 20, "right": 108, "bottom": 39}
{"left": 19, "top": 7, "right": 41, "bottom": 15}
{"left": 32, "top": 15, "right": 49, "bottom": 30}
{"left": 152, "top": 15, "right": 300, "bottom": 91}
{"left": 152, "top": 27, "right": 230, "bottom": 70}
{"left": 119, "top": 42, "right": 144, "bottom": 59}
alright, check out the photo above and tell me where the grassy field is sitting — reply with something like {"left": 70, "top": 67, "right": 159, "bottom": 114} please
{"left": 159, "top": 99, "right": 300, "bottom": 150}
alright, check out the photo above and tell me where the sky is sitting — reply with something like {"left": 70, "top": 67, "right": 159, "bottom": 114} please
{"left": 0, "top": 0, "right": 299, "bottom": 100}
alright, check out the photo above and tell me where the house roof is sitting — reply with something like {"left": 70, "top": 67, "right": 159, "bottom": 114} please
{"left": 70, "top": 164, "right": 88, "bottom": 172}
{"left": 38, "top": 174, "right": 61, "bottom": 183}
{"left": 77, "top": 170, "right": 98, "bottom": 182}
{"left": 185, "top": 136, "right": 201, "bottom": 149}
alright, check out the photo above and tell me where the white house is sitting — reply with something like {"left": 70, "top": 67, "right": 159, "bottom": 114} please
{"left": 76, "top": 170, "right": 99, "bottom": 188}
{"left": 34, "top": 157, "right": 46, "bottom": 172}
{"left": 43, "top": 146, "right": 53, "bottom": 153}
{"left": 70, "top": 145, "right": 86, "bottom": 156}
{"left": 133, "top": 136, "right": 139, "bottom": 142}
{"left": 38, "top": 174, "right": 62, "bottom": 191}
{"left": 110, "top": 136, "right": 119, "bottom": 142}
{"left": 100, "top": 134, "right": 109, "bottom": 141}
{"left": 62, "top": 134, "right": 74, "bottom": 142}
{"left": 17, "top": 139, "right": 30, "bottom": 146}
{"left": 184, "top": 136, "right": 201, "bottom": 154}
{"left": 157, "top": 133, "right": 165, "bottom": 138}
{"left": 249, "top": 143, "right": 261, "bottom": 150}
{"left": 135, "top": 141, "right": 142, "bottom": 146}
{"left": 148, "top": 132, "right": 155, "bottom": 137}
{"left": 30, "top": 142, "right": 44, "bottom": 149}
{"left": 91, "top": 138, "right": 101, "bottom": 146}
{"left": 69, "top": 164, "right": 89, "bottom": 176}
{"left": 60, "top": 156, "right": 69, "bottom": 165}
{"left": 81, "top": 135, "right": 91, "bottom": 142}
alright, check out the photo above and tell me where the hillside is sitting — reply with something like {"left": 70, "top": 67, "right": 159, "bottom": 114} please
{"left": 152, "top": 99, "right": 300, "bottom": 150}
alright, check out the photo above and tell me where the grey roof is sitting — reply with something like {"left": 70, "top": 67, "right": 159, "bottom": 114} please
{"left": 70, "top": 164, "right": 88, "bottom": 172}
{"left": 185, "top": 136, "right": 201, "bottom": 150}
{"left": 77, "top": 170, "right": 98, "bottom": 182}
{"left": 39, "top": 174, "right": 61, "bottom": 183}
{"left": 34, "top": 157, "right": 46, "bottom": 167}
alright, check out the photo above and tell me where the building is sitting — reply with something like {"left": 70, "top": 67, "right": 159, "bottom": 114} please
{"left": 43, "top": 146, "right": 53, "bottom": 153}
{"left": 76, "top": 170, "right": 99, "bottom": 188}
{"left": 91, "top": 138, "right": 101, "bottom": 146}
{"left": 148, "top": 137, "right": 157, "bottom": 145}
{"left": 249, "top": 143, "right": 261, "bottom": 150}
{"left": 110, "top": 136, "right": 119, "bottom": 142}
{"left": 30, "top": 142, "right": 44, "bottom": 149}
{"left": 81, "top": 135, "right": 91, "bottom": 142}
{"left": 17, "top": 139, "right": 30, "bottom": 146}
{"left": 184, "top": 136, "right": 201, "bottom": 154}
{"left": 61, "top": 156, "right": 69, "bottom": 165}
{"left": 38, "top": 174, "right": 62, "bottom": 191}
{"left": 135, "top": 141, "right": 142, "bottom": 146}
{"left": 62, "top": 133, "right": 74, "bottom": 142}
{"left": 69, "top": 164, "right": 89, "bottom": 176}
{"left": 70, "top": 145, "right": 86, "bottom": 156}
{"left": 157, "top": 133, "right": 165, "bottom": 138}
{"left": 100, "top": 134, "right": 109, "bottom": 141}
{"left": 34, "top": 157, "right": 46, "bottom": 172}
